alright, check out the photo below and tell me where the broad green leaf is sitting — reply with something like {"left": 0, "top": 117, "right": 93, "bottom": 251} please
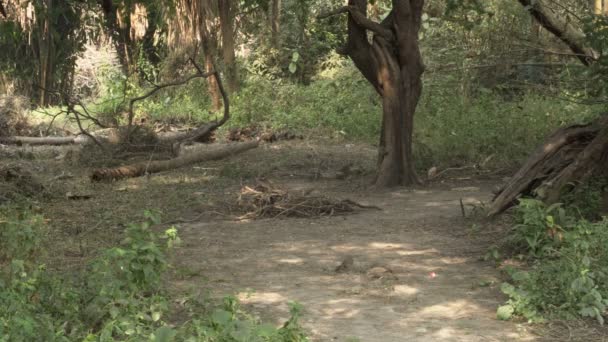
{"left": 497, "top": 305, "right": 514, "bottom": 320}
{"left": 153, "top": 326, "right": 177, "bottom": 342}
{"left": 289, "top": 63, "right": 297, "bottom": 74}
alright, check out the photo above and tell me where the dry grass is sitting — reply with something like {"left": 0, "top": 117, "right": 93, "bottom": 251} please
{"left": 0, "top": 95, "right": 31, "bottom": 136}
{"left": 0, "top": 162, "right": 46, "bottom": 204}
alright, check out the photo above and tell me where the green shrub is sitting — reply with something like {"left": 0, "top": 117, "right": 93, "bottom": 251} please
{"left": 498, "top": 199, "right": 608, "bottom": 324}
{"left": 0, "top": 209, "right": 308, "bottom": 341}
{"left": 87, "top": 60, "right": 604, "bottom": 170}
{"left": 0, "top": 209, "right": 46, "bottom": 263}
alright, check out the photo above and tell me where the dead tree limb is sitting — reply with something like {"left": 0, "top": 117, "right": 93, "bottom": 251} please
{"left": 0, "top": 136, "right": 78, "bottom": 145}
{"left": 90, "top": 140, "right": 259, "bottom": 182}
{"left": 487, "top": 2, "right": 608, "bottom": 216}
{"left": 489, "top": 117, "right": 607, "bottom": 216}
{"left": 126, "top": 59, "right": 230, "bottom": 144}
{"left": 517, "top": 0, "right": 598, "bottom": 65}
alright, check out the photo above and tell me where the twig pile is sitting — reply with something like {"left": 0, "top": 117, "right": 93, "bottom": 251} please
{"left": 236, "top": 180, "right": 378, "bottom": 220}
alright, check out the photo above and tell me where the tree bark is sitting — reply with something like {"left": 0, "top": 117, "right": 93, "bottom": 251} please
{"left": 99, "top": 0, "right": 134, "bottom": 75}
{"left": 201, "top": 0, "right": 222, "bottom": 112}
{"left": 321, "top": 0, "right": 424, "bottom": 187}
{"left": 595, "top": 0, "right": 603, "bottom": 14}
{"left": 218, "top": 0, "right": 239, "bottom": 93}
{"left": 488, "top": 121, "right": 602, "bottom": 216}
{"left": 0, "top": 136, "right": 79, "bottom": 146}
{"left": 38, "top": 0, "right": 53, "bottom": 106}
{"left": 270, "top": 0, "right": 281, "bottom": 48}
{"left": 90, "top": 140, "right": 259, "bottom": 182}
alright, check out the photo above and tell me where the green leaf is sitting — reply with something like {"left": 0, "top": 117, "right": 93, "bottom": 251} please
{"left": 212, "top": 309, "right": 232, "bottom": 326}
{"left": 500, "top": 283, "right": 516, "bottom": 296}
{"left": 511, "top": 271, "right": 530, "bottom": 282}
{"left": 292, "top": 51, "right": 300, "bottom": 62}
{"left": 289, "top": 63, "right": 297, "bottom": 74}
{"left": 153, "top": 326, "right": 177, "bottom": 342}
{"left": 257, "top": 324, "right": 278, "bottom": 337}
{"left": 109, "top": 306, "right": 120, "bottom": 319}
{"left": 497, "top": 305, "right": 514, "bottom": 320}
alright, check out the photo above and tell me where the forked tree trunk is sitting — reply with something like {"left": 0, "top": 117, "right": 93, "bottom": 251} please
{"left": 321, "top": 0, "right": 424, "bottom": 186}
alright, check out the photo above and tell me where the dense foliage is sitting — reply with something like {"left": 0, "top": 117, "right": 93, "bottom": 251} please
{"left": 0, "top": 209, "right": 308, "bottom": 341}
{"left": 2, "top": 0, "right": 608, "bottom": 335}
{"left": 498, "top": 198, "right": 608, "bottom": 324}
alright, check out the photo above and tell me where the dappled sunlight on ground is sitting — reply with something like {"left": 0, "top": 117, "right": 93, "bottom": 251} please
{"left": 170, "top": 184, "right": 535, "bottom": 341}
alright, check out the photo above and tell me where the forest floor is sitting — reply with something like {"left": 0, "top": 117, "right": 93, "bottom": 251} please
{"left": 172, "top": 179, "right": 534, "bottom": 342}
{"left": 4, "top": 138, "right": 607, "bottom": 341}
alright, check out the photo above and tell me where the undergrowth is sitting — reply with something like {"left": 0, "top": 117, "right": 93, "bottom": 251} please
{"left": 31, "top": 60, "right": 603, "bottom": 171}
{"left": 0, "top": 208, "right": 308, "bottom": 341}
{"left": 497, "top": 198, "right": 608, "bottom": 325}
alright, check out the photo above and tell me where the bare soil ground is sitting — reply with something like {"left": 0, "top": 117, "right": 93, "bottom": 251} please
{"left": 171, "top": 178, "right": 536, "bottom": 342}
{"left": 3, "top": 138, "right": 606, "bottom": 341}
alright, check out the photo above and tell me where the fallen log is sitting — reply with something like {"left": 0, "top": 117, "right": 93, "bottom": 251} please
{"left": 90, "top": 140, "right": 259, "bottom": 182}
{"left": 489, "top": 116, "right": 608, "bottom": 216}
{"left": 0, "top": 128, "right": 118, "bottom": 146}
{"left": 0, "top": 135, "right": 81, "bottom": 145}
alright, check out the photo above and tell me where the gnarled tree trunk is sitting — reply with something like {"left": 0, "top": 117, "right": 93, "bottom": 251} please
{"left": 321, "top": 0, "right": 424, "bottom": 187}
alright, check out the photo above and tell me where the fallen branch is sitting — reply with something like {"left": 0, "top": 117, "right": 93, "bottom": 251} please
{"left": 0, "top": 136, "right": 79, "bottom": 145}
{"left": 128, "top": 58, "right": 230, "bottom": 144}
{"left": 235, "top": 180, "right": 380, "bottom": 220}
{"left": 489, "top": 117, "right": 606, "bottom": 216}
{"left": 90, "top": 140, "right": 259, "bottom": 182}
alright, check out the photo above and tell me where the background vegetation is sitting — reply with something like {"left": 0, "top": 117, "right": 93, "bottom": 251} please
{"left": 1, "top": 0, "right": 608, "bottom": 339}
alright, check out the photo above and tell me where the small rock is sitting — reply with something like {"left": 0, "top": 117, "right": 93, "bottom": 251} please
{"left": 366, "top": 266, "right": 398, "bottom": 281}
{"left": 335, "top": 256, "right": 354, "bottom": 273}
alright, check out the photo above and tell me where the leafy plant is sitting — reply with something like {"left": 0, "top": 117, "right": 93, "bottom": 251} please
{"left": 498, "top": 199, "right": 608, "bottom": 324}
{"left": 0, "top": 209, "right": 309, "bottom": 341}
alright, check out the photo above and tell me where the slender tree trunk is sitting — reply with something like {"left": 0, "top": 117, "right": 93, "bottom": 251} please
{"left": 201, "top": 0, "right": 222, "bottom": 112}
{"left": 38, "top": 0, "right": 53, "bottom": 106}
{"left": 142, "top": 5, "right": 160, "bottom": 67}
{"left": 218, "top": 0, "right": 239, "bottom": 93}
{"left": 595, "top": 0, "right": 603, "bottom": 14}
{"left": 100, "top": 0, "right": 133, "bottom": 75}
{"left": 116, "top": 5, "right": 134, "bottom": 74}
{"left": 270, "top": 0, "right": 281, "bottom": 48}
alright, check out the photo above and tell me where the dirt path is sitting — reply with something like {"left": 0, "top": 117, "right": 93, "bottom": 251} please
{"left": 171, "top": 181, "right": 535, "bottom": 341}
